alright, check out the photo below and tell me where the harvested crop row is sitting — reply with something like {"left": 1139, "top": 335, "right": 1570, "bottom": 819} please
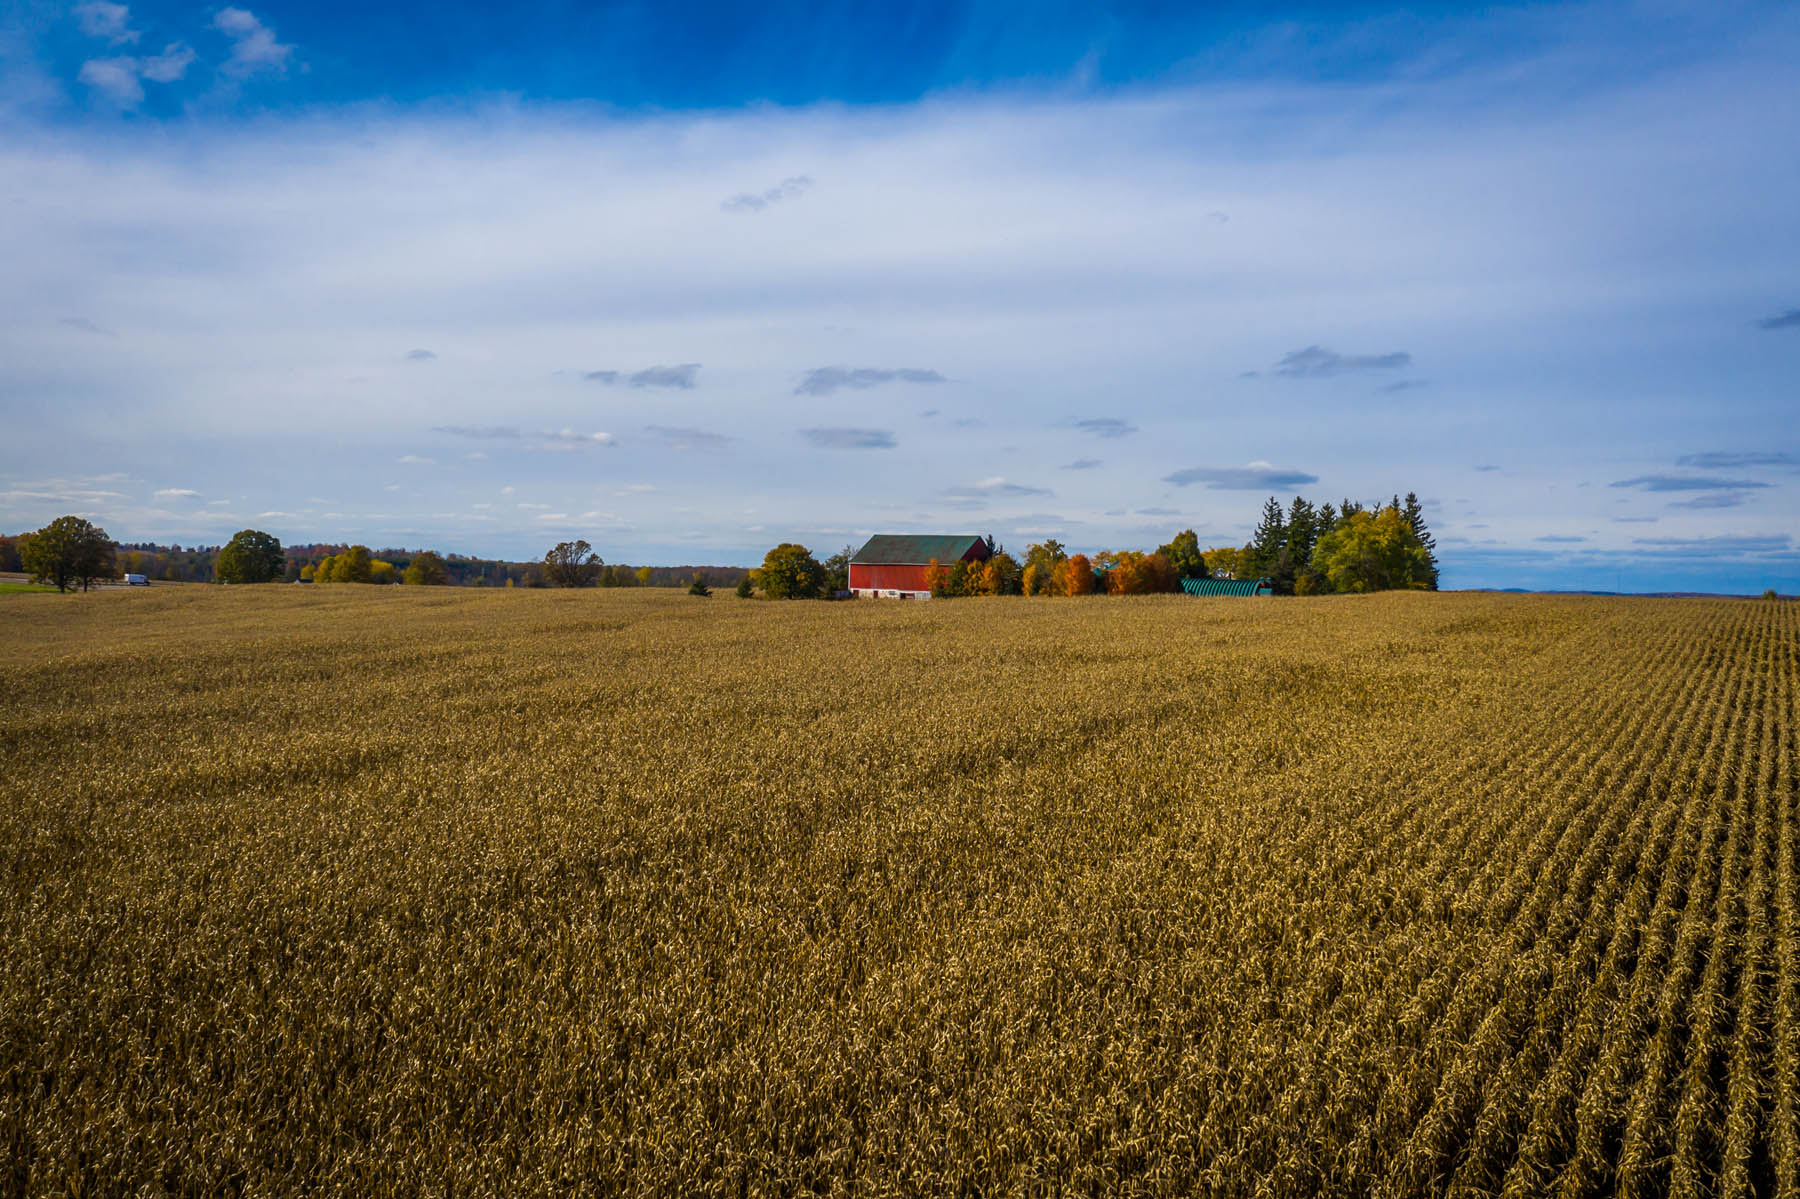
{"left": 0, "top": 589, "right": 1793, "bottom": 1196}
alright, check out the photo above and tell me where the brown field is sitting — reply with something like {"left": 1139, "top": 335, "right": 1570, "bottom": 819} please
{"left": 1, "top": 586, "right": 1795, "bottom": 1195}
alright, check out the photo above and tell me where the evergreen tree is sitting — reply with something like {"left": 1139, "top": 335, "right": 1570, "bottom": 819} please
{"left": 735, "top": 573, "right": 755, "bottom": 599}
{"left": 1246, "top": 496, "right": 1287, "bottom": 580}
{"left": 1401, "top": 492, "right": 1440, "bottom": 590}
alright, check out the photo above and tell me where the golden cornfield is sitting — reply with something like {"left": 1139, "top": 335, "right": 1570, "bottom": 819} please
{"left": 2, "top": 586, "right": 1795, "bottom": 1196}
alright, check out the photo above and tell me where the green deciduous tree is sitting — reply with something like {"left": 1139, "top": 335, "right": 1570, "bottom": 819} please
{"left": 21, "top": 516, "right": 115, "bottom": 593}
{"left": 215, "top": 529, "right": 285, "bottom": 584}
{"left": 1311, "top": 506, "right": 1435, "bottom": 594}
{"left": 543, "top": 540, "right": 602, "bottom": 588}
{"left": 1156, "top": 529, "right": 1209, "bottom": 580}
{"left": 758, "top": 543, "right": 826, "bottom": 599}
{"left": 821, "top": 545, "right": 855, "bottom": 595}
{"left": 403, "top": 551, "right": 448, "bottom": 586}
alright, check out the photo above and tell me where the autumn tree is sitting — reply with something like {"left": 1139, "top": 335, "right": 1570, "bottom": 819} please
{"left": 981, "top": 551, "right": 1022, "bottom": 595}
{"left": 215, "top": 529, "right": 284, "bottom": 584}
{"left": 758, "top": 543, "right": 826, "bottom": 599}
{"left": 543, "top": 540, "right": 603, "bottom": 588}
{"left": 1202, "top": 545, "right": 1249, "bottom": 579}
{"left": 403, "top": 550, "right": 448, "bottom": 585}
{"left": 1103, "top": 551, "right": 1177, "bottom": 595}
{"left": 1311, "top": 506, "right": 1435, "bottom": 593}
{"left": 22, "top": 516, "right": 115, "bottom": 592}
{"left": 1022, "top": 540, "right": 1068, "bottom": 594}
{"left": 1060, "top": 553, "right": 1096, "bottom": 596}
{"left": 922, "top": 557, "right": 948, "bottom": 597}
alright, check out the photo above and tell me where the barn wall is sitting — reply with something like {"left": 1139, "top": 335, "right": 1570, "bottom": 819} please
{"left": 849, "top": 563, "right": 935, "bottom": 592}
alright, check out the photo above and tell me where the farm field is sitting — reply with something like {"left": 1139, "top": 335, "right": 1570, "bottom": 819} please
{"left": 1, "top": 587, "right": 1796, "bottom": 1195}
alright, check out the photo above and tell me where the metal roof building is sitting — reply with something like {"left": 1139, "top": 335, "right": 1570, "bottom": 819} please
{"left": 849, "top": 535, "right": 990, "bottom": 599}
{"left": 1180, "top": 576, "right": 1274, "bottom": 597}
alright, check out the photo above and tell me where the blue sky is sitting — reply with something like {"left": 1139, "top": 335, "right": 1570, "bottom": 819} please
{"left": 2, "top": 0, "right": 1796, "bottom": 590}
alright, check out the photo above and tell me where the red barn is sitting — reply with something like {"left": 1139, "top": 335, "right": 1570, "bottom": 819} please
{"left": 849, "top": 534, "right": 989, "bottom": 599}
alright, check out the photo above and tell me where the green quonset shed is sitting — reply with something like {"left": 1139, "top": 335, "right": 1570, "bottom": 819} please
{"left": 1180, "top": 576, "right": 1274, "bottom": 597}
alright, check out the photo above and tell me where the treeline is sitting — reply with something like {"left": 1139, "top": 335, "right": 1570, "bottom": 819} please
{"left": 4, "top": 525, "right": 748, "bottom": 589}
{"left": 1204, "top": 493, "right": 1438, "bottom": 594}
{"left": 740, "top": 492, "right": 1438, "bottom": 602}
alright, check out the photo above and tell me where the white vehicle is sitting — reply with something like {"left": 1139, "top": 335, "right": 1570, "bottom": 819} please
{"left": 124, "top": 573, "right": 149, "bottom": 587}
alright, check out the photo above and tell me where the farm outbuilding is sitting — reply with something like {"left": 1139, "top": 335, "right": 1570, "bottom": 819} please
{"left": 1180, "top": 577, "right": 1274, "bottom": 597}
{"left": 849, "top": 535, "right": 989, "bottom": 599}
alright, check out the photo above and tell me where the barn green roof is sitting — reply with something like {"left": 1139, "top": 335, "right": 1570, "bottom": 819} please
{"left": 850, "top": 535, "right": 987, "bottom": 565}
{"left": 1180, "top": 576, "right": 1273, "bottom": 596}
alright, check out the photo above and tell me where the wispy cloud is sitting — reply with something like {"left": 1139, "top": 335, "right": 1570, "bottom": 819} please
{"left": 1163, "top": 461, "right": 1320, "bottom": 489}
{"left": 1379, "top": 380, "right": 1428, "bottom": 394}
{"left": 396, "top": 454, "right": 435, "bottom": 465}
{"left": 1633, "top": 535, "right": 1791, "bottom": 556}
{"left": 801, "top": 427, "right": 896, "bottom": 450}
{"left": 1137, "top": 507, "right": 1182, "bottom": 517}
{"left": 1061, "top": 458, "right": 1102, "bottom": 470}
{"left": 154, "top": 488, "right": 198, "bottom": 498}
{"left": 1674, "top": 452, "right": 1796, "bottom": 469}
{"left": 213, "top": 8, "right": 293, "bottom": 77}
{"left": 1274, "top": 346, "right": 1412, "bottom": 378}
{"left": 58, "top": 316, "right": 114, "bottom": 336}
{"left": 433, "top": 425, "right": 519, "bottom": 439}
{"left": 1756, "top": 308, "right": 1800, "bottom": 330}
{"left": 1535, "top": 534, "right": 1587, "bottom": 543}
{"left": 537, "top": 429, "right": 616, "bottom": 449}
{"left": 794, "top": 366, "right": 945, "bottom": 396}
{"left": 1613, "top": 515, "right": 1659, "bottom": 523}
{"left": 1668, "top": 492, "right": 1752, "bottom": 509}
{"left": 405, "top": 348, "right": 436, "bottom": 361}
{"left": 941, "top": 477, "right": 1052, "bottom": 507}
{"left": 1075, "top": 418, "right": 1135, "bottom": 438}
{"left": 1610, "top": 474, "right": 1772, "bottom": 492}
{"left": 587, "top": 364, "right": 701, "bottom": 389}
{"left": 644, "top": 425, "right": 729, "bottom": 451}
{"left": 722, "top": 175, "right": 813, "bottom": 213}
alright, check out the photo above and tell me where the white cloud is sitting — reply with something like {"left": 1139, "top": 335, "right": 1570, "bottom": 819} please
{"left": 76, "top": 43, "right": 194, "bottom": 107}
{"left": 74, "top": 2, "right": 136, "bottom": 44}
{"left": 5, "top": 6, "right": 1799, "bottom": 584}
{"left": 138, "top": 44, "right": 195, "bottom": 84}
{"left": 213, "top": 8, "right": 293, "bottom": 77}
{"left": 154, "top": 487, "right": 199, "bottom": 498}
{"left": 396, "top": 454, "right": 435, "bottom": 465}
{"left": 77, "top": 58, "right": 143, "bottom": 105}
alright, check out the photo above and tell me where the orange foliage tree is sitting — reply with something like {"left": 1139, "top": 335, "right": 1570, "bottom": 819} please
{"left": 1061, "top": 553, "right": 1095, "bottom": 596}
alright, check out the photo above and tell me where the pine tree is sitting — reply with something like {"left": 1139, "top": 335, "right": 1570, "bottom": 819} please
{"left": 1247, "top": 496, "right": 1287, "bottom": 580}
{"left": 1402, "top": 492, "right": 1439, "bottom": 590}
